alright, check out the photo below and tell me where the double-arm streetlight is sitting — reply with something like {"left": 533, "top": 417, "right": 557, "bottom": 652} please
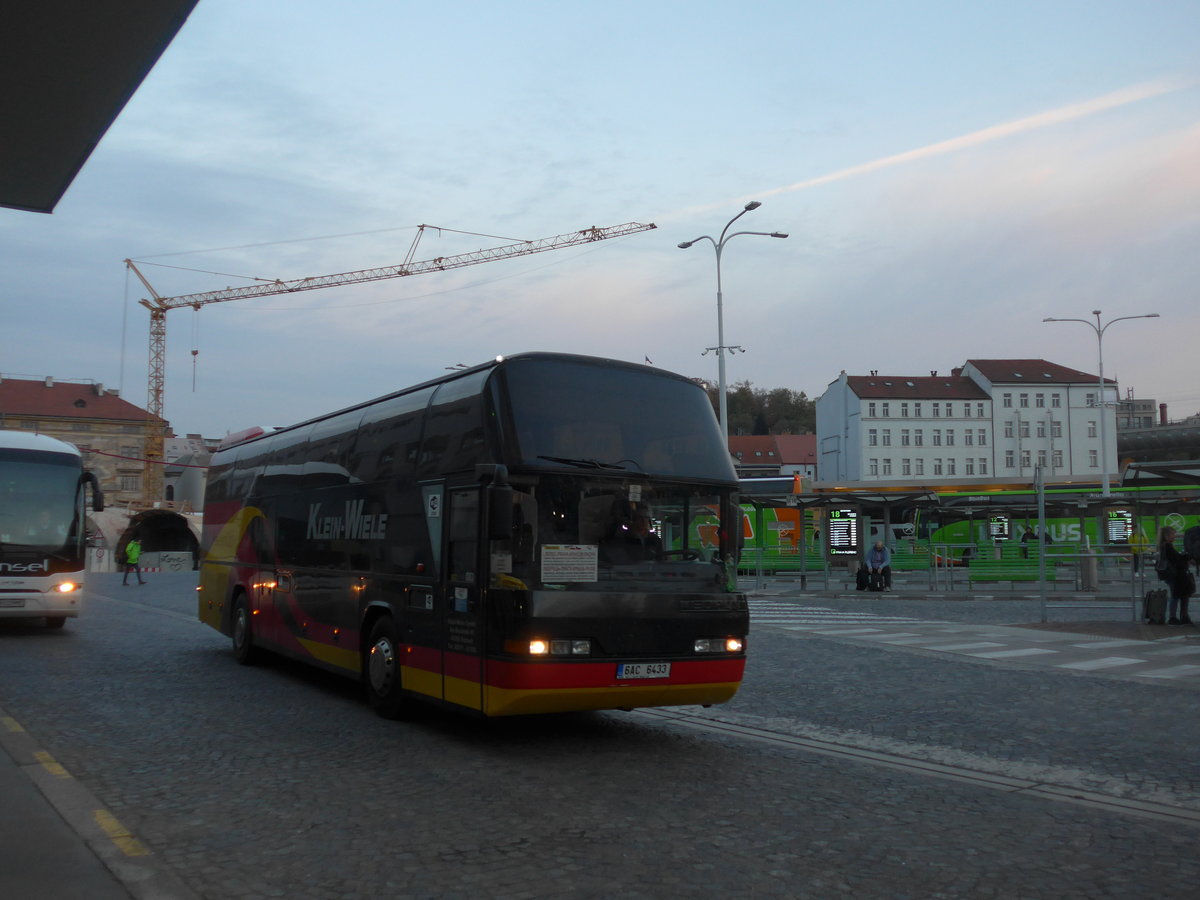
{"left": 678, "top": 201, "right": 788, "bottom": 439}
{"left": 1042, "top": 309, "right": 1160, "bottom": 495}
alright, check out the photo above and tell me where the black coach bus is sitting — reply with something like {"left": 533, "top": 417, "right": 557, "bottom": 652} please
{"left": 199, "top": 353, "right": 748, "bottom": 717}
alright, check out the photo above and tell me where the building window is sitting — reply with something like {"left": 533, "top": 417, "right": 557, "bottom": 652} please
{"left": 1053, "top": 450, "right": 1063, "bottom": 468}
{"left": 1003, "top": 393, "right": 1012, "bottom": 408}
{"left": 882, "top": 459, "right": 892, "bottom": 476}
{"left": 1037, "top": 450, "right": 1047, "bottom": 468}
{"left": 1020, "top": 451, "right": 1031, "bottom": 468}
{"left": 915, "top": 459, "right": 924, "bottom": 476}
{"left": 946, "top": 429, "right": 955, "bottom": 446}
{"left": 965, "top": 459, "right": 975, "bottom": 475}
{"left": 1019, "top": 421, "right": 1030, "bottom": 439}
{"left": 933, "top": 458, "right": 943, "bottom": 476}
{"left": 1005, "top": 450, "right": 1015, "bottom": 468}
{"left": 965, "top": 431, "right": 974, "bottom": 446}
{"left": 901, "top": 429, "right": 911, "bottom": 446}
{"left": 1051, "top": 421, "right": 1062, "bottom": 438}
{"left": 1035, "top": 393, "right": 1045, "bottom": 408}
{"left": 120, "top": 446, "right": 138, "bottom": 457}
{"left": 913, "top": 429, "right": 924, "bottom": 447}
{"left": 933, "top": 429, "right": 942, "bottom": 446}
{"left": 932, "top": 402, "right": 941, "bottom": 417}
{"left": 1036, "top": 422, "right": 1046, "bottom": 438}
{"left": 882, "top": 429, "right": 892, "bottom": 446}
{"left": 1089, "top": 449, "right": 1098, "bottom": 467}
{"left": 901, "top": 402, "right": 909, "bottom": 417}
{"left": 868, "top": 402, "right": 877, "bottom": 417}
{"left": 1086, "top": 392, "right": 1096, "bottom": 407}
{"left": 913, "top": 403, "right": 922, "bottom": 416}
{"left": 980, "top": 458, "right": 988, "bottom": 475}
{"left": 1051, "top": 393, "right": 1061, "bottom": 408}
{"left": 902, "top": 459, "right": 911, "bottom": 476}
{"left": 1019, "top": 393, "right": 1029, "bottom": 408}
{"left": 122, "top": 424, "right": 140, "bottom": 434}
{"left": 1088, "top": 421, "right": 1097, "bottom": 438}
{"left": 977, "top": 429, "right": 987, "bottom": 446}
{"left": 869, "top": 459, "right": 879, "bottom": 476}
{"left": 964, "top": 404, "right": 972, "bottom": 418}
{"left": 119, "top": 474, "right": 141, "bottom": 492}
{"left": 881, "top": 403, "right": 890, "bottom": 417}
{"left": 947, "top": 459, "right": 956, "bottom": 476}
{"left": 868, "top": 429, "right": 878, "bottom": 447}
{"left": 976, "top": 403, "right": 985, "bottom": 417}
{"left": 1004, "top": 421, "right": 1014, "bottom": 438}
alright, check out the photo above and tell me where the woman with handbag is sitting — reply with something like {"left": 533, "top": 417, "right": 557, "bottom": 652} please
{"left": 1156, "top": 527, "right": 1194, "bottom": 626}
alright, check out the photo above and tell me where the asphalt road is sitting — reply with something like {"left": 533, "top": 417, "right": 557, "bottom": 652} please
{"left": 1, "top": 572, "right": 1197, "bottom": 899}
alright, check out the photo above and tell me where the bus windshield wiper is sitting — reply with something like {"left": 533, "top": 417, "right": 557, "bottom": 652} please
{"left": 537, "top": 455, "right": 628, "bottom": 470}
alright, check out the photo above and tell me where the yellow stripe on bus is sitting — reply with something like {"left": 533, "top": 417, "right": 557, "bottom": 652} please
{"left": 483, "top": 681, "right": 742, "bottom": 717}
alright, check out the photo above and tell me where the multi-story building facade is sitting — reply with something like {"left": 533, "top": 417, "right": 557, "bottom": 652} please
{"left": 0, "top": 375, "right": 164, "bottom": 507}
{"left": 816, "top": 360, "right": 1116, "bottom": 486}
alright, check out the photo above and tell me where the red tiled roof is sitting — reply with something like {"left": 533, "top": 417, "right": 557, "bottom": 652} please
{"left": 0, "top": 377, "right": 159, "bottom": 422}
{"left": 728, "top": 435, "right": 779, "bottom": 459}
{"left": 774, "top": 434, "right": 816, "bottom": 465}
{"left": 964, "top": 359, "right": 1109, "bottom": 384}
{"left": 846, "top": 375, "right": 989, "bottom": 399}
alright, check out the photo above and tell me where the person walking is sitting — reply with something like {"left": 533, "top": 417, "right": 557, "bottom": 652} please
{"left": 1155, "top": 527, "right": 1193, "bottom": 625}
{"left": 122, "top": 537, "right": 146, "bottom": 586}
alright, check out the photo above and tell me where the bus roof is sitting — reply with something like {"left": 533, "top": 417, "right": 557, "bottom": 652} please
{"left": 0, "top": 429, "right": 83, "bottom": 457}
{"left": 217, "top": 352, "right": 693, "bottom": 451}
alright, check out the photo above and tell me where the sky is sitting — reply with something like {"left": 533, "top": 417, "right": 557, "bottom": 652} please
{"left": 3, "top": 0, "right": 1198, "bottom": 439}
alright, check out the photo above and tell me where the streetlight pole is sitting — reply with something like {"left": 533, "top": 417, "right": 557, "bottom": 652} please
{"left": 678, "top": 201, "right": 788, "bottom": 440}
{"left": 1042, "top": 310, "right": 1160, "bottom": 496}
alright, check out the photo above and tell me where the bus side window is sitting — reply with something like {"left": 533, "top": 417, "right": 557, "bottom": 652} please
{"left": 448, "top": 491, "right": 479, "bottom": 584}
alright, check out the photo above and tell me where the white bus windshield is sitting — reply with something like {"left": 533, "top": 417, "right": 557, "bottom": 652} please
{"left": 0, "top": 451, "right": 79, "bottom": 551}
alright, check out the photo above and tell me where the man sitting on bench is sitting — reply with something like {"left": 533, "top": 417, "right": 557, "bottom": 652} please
{"left": 864, "top": 541, "right": 893, "bottom": 592}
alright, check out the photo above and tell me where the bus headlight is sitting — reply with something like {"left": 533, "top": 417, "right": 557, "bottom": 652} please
{"left": 694, "top": 637, "right": 744, "bottom": 654}
{"left": 516, "top": 638, "right": 592, "bottom": 657}
{"left": 55, "top": 582, "right": 79, "bottom": 594}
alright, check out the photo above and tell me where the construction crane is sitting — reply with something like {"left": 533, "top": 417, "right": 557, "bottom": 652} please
{"left": 124, "top": 221, "right": 657, "bottom": 504}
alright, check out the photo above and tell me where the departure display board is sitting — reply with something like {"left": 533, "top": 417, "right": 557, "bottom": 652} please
{"left": 827, "top": 507, "right": 860, "bottom": 557}
{"left": 988, "top": 515, "right": 1011, "bottom": 540}
{"left": 1107, "top": 509, "right": 1133, "bottom": 543}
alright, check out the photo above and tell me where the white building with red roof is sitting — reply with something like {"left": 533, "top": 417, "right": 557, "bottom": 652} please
{"left": 816, "top": 359, "right": 1115, "bottom": 486}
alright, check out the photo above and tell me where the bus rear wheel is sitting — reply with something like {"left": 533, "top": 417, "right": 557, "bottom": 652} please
{"left": 365, "top": 616, "right": 407, "bottom": 719}
{"left": 231, "top": 595, "right": 258, "bottom": 665}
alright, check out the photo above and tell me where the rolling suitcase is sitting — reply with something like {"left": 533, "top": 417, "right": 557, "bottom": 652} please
{"left": 1143, "top": 589, "right": 1167, "bottom": 625}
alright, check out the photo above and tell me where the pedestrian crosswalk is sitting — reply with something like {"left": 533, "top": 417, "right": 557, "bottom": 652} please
{"left": 748, "top": 598, "right": 1200, "bottom": 687}
{"left": 748, "top": 598, "right": 948, "bottom": 629}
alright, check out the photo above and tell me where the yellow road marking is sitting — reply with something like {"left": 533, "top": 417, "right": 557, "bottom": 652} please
{"left": 1, "top": 715, "right": 25, "bottom": 733}
{"left": 34, "top": 750, "right": 71, "bottom": 778}
{"left": 94, "top": 809, "right": 151, "bottom": 857}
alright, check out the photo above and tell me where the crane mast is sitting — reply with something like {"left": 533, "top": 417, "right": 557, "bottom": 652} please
{"left": 126, "top": 221, "right": 656, "bottom": 505}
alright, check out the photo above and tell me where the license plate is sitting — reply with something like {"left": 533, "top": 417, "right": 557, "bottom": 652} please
{"left": 0, "top": 598, "right": 25, "bottom": 608}
{"left": 616, "top": 662, "right": 671, "bottom": 680}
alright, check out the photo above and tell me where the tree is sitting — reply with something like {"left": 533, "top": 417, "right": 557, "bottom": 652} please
{"left": 703, "top": 380, "right": 815, "bottom": 435}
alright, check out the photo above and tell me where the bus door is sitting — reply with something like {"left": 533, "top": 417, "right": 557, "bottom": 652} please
{"left": 442, "top": 486, "right": 485, "bottom": 711}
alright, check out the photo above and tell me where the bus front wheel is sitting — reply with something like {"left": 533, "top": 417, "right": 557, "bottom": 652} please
{"left": 365, "top": 617, "right": 407, "bottom": 719}
{"left": 231, "top": 595, "right": 258, "bottom": 665}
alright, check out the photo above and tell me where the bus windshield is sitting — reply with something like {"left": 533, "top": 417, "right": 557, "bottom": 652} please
{"left": 0, "top": 450, "right": 79, "bottom": 552}
{"left": 498, "top": 359, "right": 734, "bottom": 481}
{"left": 503, "top": 475, "right": 736, "bottom": 594}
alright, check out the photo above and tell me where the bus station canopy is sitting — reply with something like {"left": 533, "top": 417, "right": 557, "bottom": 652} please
{"left": 1, "top": 3, "right": 197, "bottom": 213}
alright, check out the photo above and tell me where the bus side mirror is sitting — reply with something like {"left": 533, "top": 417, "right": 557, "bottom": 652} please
{"left": 84, "top": 472, "right": 104, "bottom": 512}
{"left": 488, "top": 485, "right": 514, "bottom": 539}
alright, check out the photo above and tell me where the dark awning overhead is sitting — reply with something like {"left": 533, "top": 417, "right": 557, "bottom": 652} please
{"left": 0, "top": 2, "right": 198, "bottom": 213}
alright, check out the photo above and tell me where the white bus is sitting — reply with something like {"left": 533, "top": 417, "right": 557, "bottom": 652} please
{"left": 0, "top": 431, "right": 104, "bottom": 627}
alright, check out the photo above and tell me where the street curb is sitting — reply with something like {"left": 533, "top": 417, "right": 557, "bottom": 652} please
{"left": 0, "top": 704, "right": 200, "bottom": 900}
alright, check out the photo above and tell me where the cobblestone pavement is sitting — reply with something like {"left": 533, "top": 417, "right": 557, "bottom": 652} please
{"left": 0, "top": 573, "right": 1197, "bottom": 899}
